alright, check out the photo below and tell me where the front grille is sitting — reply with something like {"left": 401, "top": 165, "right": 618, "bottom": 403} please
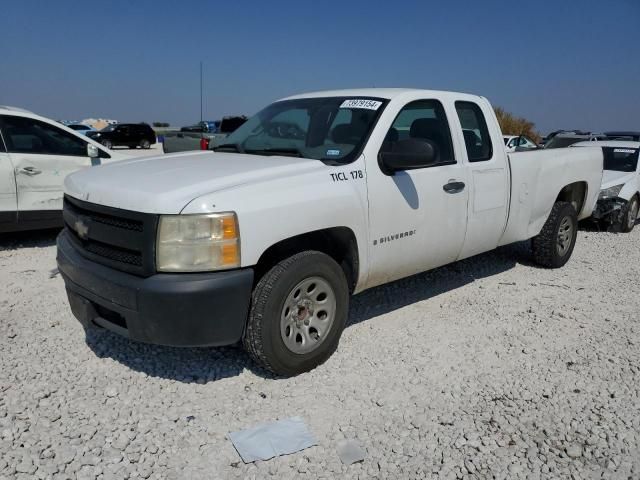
{"left": 84, "top": 241, "right": 143, "bottom": 267}
{"left": 85, "top": 211, "right": 143, "bottom": 232}
{"left": 63, "top": 195, "right": 158, "bottom": 276}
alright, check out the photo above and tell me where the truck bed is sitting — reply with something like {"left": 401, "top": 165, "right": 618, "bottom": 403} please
{"left": 499, "top": 147, "right": 604, "bottom": 246}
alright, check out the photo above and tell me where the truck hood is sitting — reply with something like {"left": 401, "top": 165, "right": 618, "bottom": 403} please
{"left": 601, "top": 169, "right": 636, "bottom": 190}
{"left": 65, "top": 151, "right": 325, "bottom": 214}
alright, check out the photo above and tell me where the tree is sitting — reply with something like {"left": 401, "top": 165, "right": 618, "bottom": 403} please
{"left": 152, "top": 122, "right": 170, "bottom": 128}
{"left": 494, "top": 107, "right": 541, "bottom": 143}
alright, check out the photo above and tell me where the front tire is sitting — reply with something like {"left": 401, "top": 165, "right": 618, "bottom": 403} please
{"left": 140, "top": 139, "right": 151, "bottom": 149}
{"left": 532, "top": 201, "right": 578, "bottom": 268}
{"left": 620, "top": 195, "right": 639, "bottom": 233}
{"left": 243, "top": 251, "right": 349, "bottom": 376}
{"left": 101, "top": 140, "right": 113, "bottom": 149}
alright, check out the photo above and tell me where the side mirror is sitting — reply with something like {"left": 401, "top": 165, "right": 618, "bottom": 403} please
{"left": 379, "top": 138, "right": 438, "bottom": 175}
{"left": 87, "top": 144, "right": 99, "bottom": 158}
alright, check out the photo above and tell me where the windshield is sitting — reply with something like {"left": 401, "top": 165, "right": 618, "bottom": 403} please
{"left": 545, "top": 136, "right": 586, "bottom": 149}
{"left": 101, "top": 124, "right": 117, "bottom": 132}
{"left": 603, "top": 147, "right": 639, "bottom": 172}
{"left": 217, "top": 97, "right": 387, "bottom": 162}
{"left": 69, "top": 124, "right": 88, "bottom": 131}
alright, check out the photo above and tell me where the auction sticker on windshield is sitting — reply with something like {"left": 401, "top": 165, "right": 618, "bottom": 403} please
{"left": 340, "top": 99, "right": 382, "bottom": 110}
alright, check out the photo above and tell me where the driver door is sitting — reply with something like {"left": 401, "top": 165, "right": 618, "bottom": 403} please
{"left": 365, "top": 99, "right": 469, "bottom": 287}
{"left": 0, "top": 115, "right": 94, "bottom": 214}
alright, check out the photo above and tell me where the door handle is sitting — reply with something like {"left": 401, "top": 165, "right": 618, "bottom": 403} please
{"left": 18, "top": 166, "right": 42, "bottom": 176}
{"left": 443, "top": 181, "right": 465, "bottom": 194}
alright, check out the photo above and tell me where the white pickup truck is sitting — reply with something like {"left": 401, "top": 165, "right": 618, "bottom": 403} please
{"left": 57, "top": 89, "right": 603, "bottom": 375}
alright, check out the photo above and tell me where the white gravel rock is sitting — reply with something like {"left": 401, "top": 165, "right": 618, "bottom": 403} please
{"left": 1, "top": 228, "right": 640, "bottom": 479}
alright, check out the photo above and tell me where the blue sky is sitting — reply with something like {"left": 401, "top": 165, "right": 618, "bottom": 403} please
{"left": 1, "top": 0, "right": 638, "bottom": 133}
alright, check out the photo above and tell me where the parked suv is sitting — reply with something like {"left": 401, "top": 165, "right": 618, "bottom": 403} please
{"left": 87, "top": 123, "right": 156, "bottom": 149}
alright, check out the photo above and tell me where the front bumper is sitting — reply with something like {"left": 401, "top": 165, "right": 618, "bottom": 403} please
{"left": 593, "top": 197, "right": 627, "bottom": 223}
{"left": 56, "top": 230, "right": 254, "bottom": 347}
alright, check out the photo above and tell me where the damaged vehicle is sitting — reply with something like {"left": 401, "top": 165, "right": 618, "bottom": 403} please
{"left": 0, "top": 106, "right": 124, "bottom": 232}
{"left": 572, "top": 141, "right": 639, "bottom": 232}
{"left": 56, "top": 89, "right": 603, "bottom": 375}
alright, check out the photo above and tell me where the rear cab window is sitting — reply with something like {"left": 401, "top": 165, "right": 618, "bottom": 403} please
{"left": 455, "top": 102, "right": 493, "bottom": 162}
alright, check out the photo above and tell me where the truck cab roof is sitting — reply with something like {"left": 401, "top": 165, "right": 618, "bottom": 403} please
{"left": 281, "top": 88, "right": 486, "bottom": 102}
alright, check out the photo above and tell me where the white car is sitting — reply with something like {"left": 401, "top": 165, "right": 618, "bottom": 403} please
{"left": 57, "top": 88, "right": 603, "bottom": 375}
{"left": 503, "top": 135, "right": 538, "bottom": 153}
{"left": 572, "top": 140, "right": 639, "bottom": 232}
{"left": 0, "top": 106, "right": 124, "bottom": 232}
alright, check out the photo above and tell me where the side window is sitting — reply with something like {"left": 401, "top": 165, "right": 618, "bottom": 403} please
{"left": 0, "top": 115, "right": 88, "bottom": 156}
{"left": 455, "top": 101, "right": 493, "bottom": 162}
{"left": 380, "top": 100, "right": 455, "bottom": 166}
{"left": 0, "top": 129, "right": 6, "bottom": 152}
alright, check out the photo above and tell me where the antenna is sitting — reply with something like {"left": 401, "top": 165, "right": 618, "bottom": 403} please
{"left": 199, "top": 61, "right": 203, "bottom": 124}
{"left": 198, "top": 61, "right": 209, "bottom": 151}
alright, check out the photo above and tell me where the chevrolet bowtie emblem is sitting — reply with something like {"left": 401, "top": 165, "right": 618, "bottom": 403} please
{"left": 74, "top": 218, "right": 89, "bottom": 240}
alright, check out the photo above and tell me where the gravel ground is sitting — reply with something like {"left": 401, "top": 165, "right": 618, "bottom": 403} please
{"left": 1, "top": 226, "right": 639, "bottom": 479}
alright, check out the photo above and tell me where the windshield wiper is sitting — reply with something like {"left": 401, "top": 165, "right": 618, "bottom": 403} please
{"left": 213, "top": 143, "right": 244, "bottom": 153}
{"left": 245, "top": 147, "right": 303, "bottom": 158}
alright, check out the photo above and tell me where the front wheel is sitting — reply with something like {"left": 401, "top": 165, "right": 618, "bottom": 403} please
{"left": 620, "top": 195, "right": 639, "bottom": 233}
{"left": 243, "top": 251, "right": 349, "bottom": 376}
{"left": 101, "top": 140, "right": 113, "bottom": 149}
{"left": 140, "top": 139, "right": 151, "bottom": 149}
{"left": 532, "top": 201, "right": 578, "bottom": 268}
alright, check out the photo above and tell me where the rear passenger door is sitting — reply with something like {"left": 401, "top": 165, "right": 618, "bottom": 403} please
{"left": 0, "top": 115, "right": 94, "bottom": 214}
{"left": 365, "top": 99, "right": 470, "bottom": 287}
{"left": 454, "top": 101, "right": 509, "bottom": 259}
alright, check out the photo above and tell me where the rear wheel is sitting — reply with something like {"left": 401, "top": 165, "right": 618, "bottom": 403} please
{"left": 620, "top": 195, "right": 639, "bottom": 233}
{"left": 532, "top": 201, "right": 578, "bottom": 268}
{"left": 101, "top": 140, "right": 113, "bottom": 149}
{"left": 243, "top": 251, "right": 349, "bottom": 376}
{"left": 140, "top": 139, "right": 151, "bottom": 149}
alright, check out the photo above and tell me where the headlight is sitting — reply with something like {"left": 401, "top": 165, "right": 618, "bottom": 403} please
{"left": 599, "top": 184, "right": 624, "bottom": 200}
{"left": 156, "top": 213, "right": 240, "bottom": 272}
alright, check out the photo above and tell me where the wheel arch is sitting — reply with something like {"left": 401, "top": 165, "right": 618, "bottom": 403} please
{"left": 253, "top": 227, "right": 360, "bottom": 293}
{"left": 555, "top": 181, "right": 588, "bottom": 217}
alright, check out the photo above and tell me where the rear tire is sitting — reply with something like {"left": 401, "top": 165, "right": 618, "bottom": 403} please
{"left": 620, "top": 195, "right": 639, "bottom": 233}
{"left": 532, "top": 201, "right": 578, "bottom": 268}
{"left": 243, "top": 251, "right": 349, "bottom": 376}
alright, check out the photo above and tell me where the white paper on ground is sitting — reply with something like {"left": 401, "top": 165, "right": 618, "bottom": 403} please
{"left": 228, "top": 416, "right": 316, "bottom": 463}
{"left": 336, "top": 439, "right": 366, "bottom": 465}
